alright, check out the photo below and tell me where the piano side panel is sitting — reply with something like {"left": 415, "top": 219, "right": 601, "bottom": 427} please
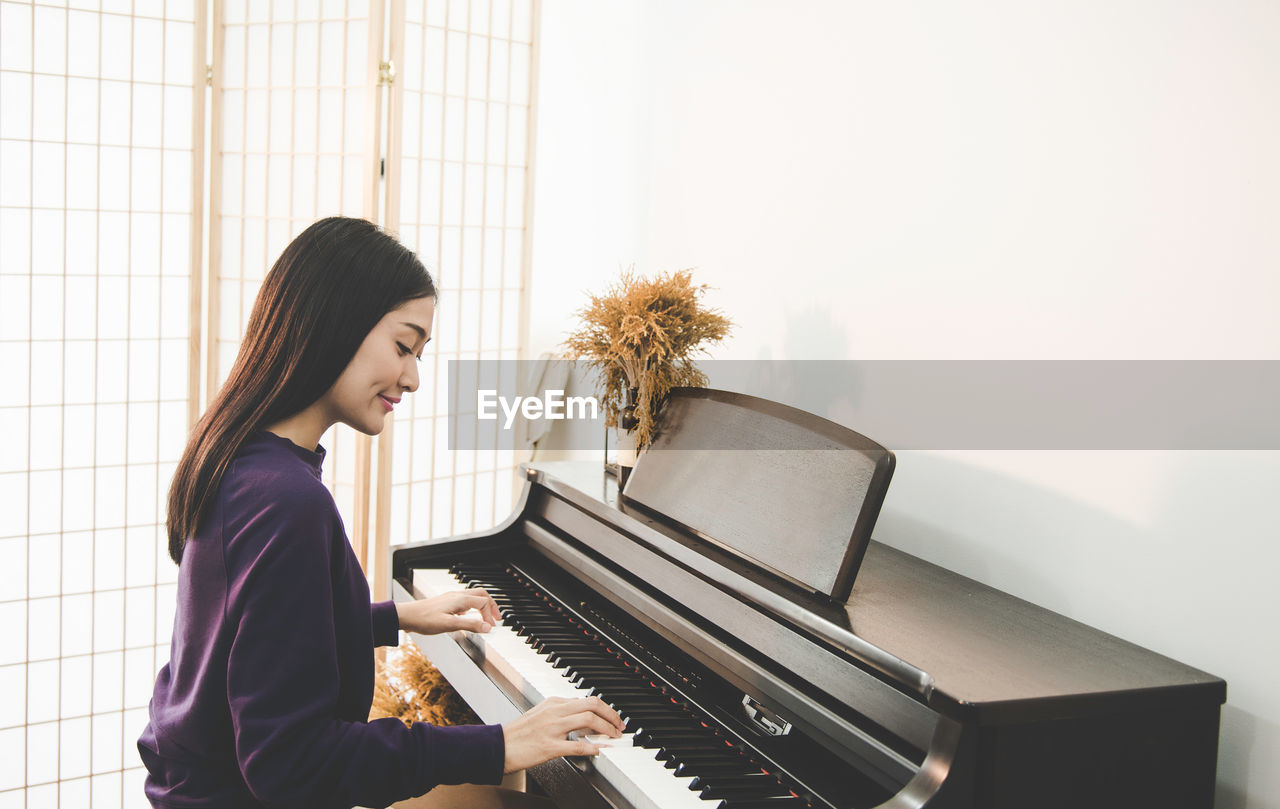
{"left": 974, "top": 703, "right": 1221, "bottom": 809}
{"left": 392, "top": 580, "right": 623, "bottom": 809}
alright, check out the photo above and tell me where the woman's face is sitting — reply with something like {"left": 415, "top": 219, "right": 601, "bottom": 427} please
{"left": 319, "top": 295, "right": 435, "bottom": 435}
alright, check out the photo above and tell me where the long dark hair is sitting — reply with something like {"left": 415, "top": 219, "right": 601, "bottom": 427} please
{"left": 166, "top": 217, "right": 435, "bottom": 563}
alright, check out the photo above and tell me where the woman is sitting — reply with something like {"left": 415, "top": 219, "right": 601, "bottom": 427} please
{"left": 138, "top": 217, "right": 623, "bottom": 808}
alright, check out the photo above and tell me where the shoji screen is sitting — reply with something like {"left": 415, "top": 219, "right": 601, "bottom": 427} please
{"left": 381, "top": 0, "right": 538, "bottom": 582}
{"left": 208, "top": 0, "right": 382, "bottom": 545}
{"left": 0, "top": 1, "right": 202, "bottom": 805}
{"left": 0, "top": 0, "right": 538, "bottom": 801}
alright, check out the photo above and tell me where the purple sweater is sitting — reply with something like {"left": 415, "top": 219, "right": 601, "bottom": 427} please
{"left": 138, "top": 431, "right": 504, "bottom": 808}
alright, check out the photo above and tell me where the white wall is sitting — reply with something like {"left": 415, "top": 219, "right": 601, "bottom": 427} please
{"left": 529, "top": 2, "right": 1280, "bottom": 807}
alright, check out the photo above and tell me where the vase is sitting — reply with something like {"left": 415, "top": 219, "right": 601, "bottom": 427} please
{"left": 616, "top": 386, "right": 640, "bottom": 488}
{"left": 603, "top": 387, "right": 641, "bottom": 490}
{"left": 614, "top": 426, "right": 638, "bottom": 489}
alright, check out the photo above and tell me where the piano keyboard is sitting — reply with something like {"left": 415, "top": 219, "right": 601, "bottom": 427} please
{"left": 414, "top": 563, "right": 817, "bottom": 809}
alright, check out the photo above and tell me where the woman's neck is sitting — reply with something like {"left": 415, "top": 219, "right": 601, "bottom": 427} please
{"left": 263, "top": 404, "right": 332, "bottom": 451}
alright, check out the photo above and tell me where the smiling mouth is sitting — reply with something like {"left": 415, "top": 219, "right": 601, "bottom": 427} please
{"left": 378, "top": 395, "right": 399, "bottom": 412}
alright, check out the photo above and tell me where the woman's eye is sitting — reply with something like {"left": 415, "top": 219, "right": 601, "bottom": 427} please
{"left": 398, "top": 342, "right": 423, "bottom": 361}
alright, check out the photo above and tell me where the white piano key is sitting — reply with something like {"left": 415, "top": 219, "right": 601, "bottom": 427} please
{"left": 592, "top": 738, "right": 710, "bottom": 809}
{"left": 412, "top": 567, "right": 720, "bottom": 808}
{"left": 582, "top": 734, "right": 631, "bottom": 747}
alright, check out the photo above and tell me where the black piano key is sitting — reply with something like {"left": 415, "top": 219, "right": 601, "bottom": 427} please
{"left": 619, "top": 706, "right": 692, "bottom": 722}
{"left": 620, "top": 711, "right": 703, "bottom": 726}
{"left": 574, "top": 674, "right": 640, "bottom": 688}
{"left": 516, "top": 627, "right": 578, "bottom": 639}
{"left": 567, "top": 669, "right": 634, "bottom": 684}
{"left": 550, "top": 652, "right": 628, "bottom": 666}
{"left": 589, "top": 683, "right": 663, "bottom": 694}
{"left": 629, "top": 715, "right": 708, "bottom": 730}
{"left": 679, "top": 763, "right": 766, "bottom": 780}
{"left": 632, "top": 724, "right": 708, "bottom": 742}
{"left": 660, "top": 749, "right": 753, "bottom": 768}
{"left": 638, "top": 728, "right": 718, "bottom": 747}
{"left": 651, "top": 740, "right": 734, "bottom": 758}
{"left": 512, "top": 620, "right": 580, "bottom": 630}
{"left": 691, "top": 772, "right": 787, "bottom": 791}
{"left": 519, "top": 622, "right": 588, "bottom": 632}
{"left": 615, "top": 703, "right": 693, "bottom": 714}
{"left": 528, "top": 635, "right": 576, "bottom": 647}
{"left": 700, "top": 783, "right": 794, "bottom": 801}
{"left": 627, "top": 719, "right": 709, "bottom": 737}
{"left": 555, "top": 660, "right": 629, "bottom": 672}
{"left": 570, "top": 665, "right": 634, "bottom": 680}
{"left": 717, "top": 799, "right": 809, "bottom": 809}
{"left": 603, "top": 691, "right": 675, "bottom": 705}
{"left": 541, "top": 642, "right": 606, "bottom": 653}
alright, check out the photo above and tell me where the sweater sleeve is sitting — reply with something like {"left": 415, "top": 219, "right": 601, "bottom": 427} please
{"left": 224, "top": 489, "right": 504, "bottom": 809}
{"left": 371, "top": 600, "right": 401, "bottom": 648}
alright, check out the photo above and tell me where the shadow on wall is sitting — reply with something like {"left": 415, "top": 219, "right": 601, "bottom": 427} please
{"left": 780, "top": 304, "right": 856, "bottom": 362}
{"left": 1213, "top": 705, "right": 1264, "bottom": 809}
{"left": 1147, "top": 451, "right": 1280, "bottom": 809}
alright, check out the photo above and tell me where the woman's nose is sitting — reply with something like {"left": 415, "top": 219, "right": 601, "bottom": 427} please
{"left": 401, "top": 359, "right": 419, "bottom": 393}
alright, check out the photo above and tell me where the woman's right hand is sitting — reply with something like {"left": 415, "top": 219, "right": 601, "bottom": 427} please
{"left": 501, "top": 696, "right": 626, "bottom": 774}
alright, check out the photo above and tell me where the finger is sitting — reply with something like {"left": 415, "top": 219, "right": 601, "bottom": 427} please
{"left": 550, "top": 697, "right": 623, "bottom": 728}
{"left": 453, "top": 593, "right": 498, "bottom": 615}
{"left": 584, "top": 696, "right": 625, "bottom": 729}
{"left": 558, "top": 711, "right": 623, "bottom": 738}
{"left": 558, "top": 740, "right": 603, "bottom": 758}
{"left": 453, "top": 613, "right": 493, "bottom": 633}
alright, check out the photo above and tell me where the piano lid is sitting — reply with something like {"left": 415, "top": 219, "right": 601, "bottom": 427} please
{"left": 621, "top": 388, "right": 894, "bottom": 603}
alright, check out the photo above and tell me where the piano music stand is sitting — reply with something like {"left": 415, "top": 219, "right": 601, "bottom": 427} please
{"left": 621, "top": 387, "right": 895, "bottom": 603}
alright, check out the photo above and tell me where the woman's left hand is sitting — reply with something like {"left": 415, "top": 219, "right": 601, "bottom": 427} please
{"left": 395, "top": 588, "right": 503, "bottom": 636}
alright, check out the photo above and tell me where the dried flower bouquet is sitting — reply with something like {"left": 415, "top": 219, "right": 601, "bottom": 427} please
{"left": 370, "top": 641, "right": 480, "bottom": 728}
{"left": 563, "top": 268, "right": 732, "bottom": 451}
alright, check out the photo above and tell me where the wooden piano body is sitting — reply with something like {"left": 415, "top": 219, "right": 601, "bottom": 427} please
{"left": 391, "top": 389, "right": 1225, "bottom": 809}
